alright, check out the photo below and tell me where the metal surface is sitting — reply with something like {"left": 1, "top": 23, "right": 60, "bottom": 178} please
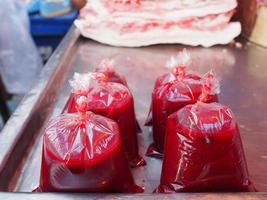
{"left": 0, "top": 26, "right": 267, "bottom": 199}
{"left": 1, "top": 193, "right": 267, "bottom": 200}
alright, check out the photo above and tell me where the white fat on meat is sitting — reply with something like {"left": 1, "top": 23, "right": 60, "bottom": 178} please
{"left": 75, "top": 0, "right": 241, "bottom": 47}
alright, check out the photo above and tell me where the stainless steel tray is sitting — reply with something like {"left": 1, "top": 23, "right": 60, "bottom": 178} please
{"left": 0, "top": 26, "right": 267, "bottom": 199}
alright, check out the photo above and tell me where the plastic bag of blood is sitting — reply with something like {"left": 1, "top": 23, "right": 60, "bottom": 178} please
{"left": 66, "top": 72, "right": 145, "bottom": 167}
{"left": 37, "top": 96, "right": 143, "bottom": 192}
{"left": 147, "top": 51, "right": 218, "bottom": 158}
{"left": 156, "top": 71, "right": 255, "bottom": 192}
{"left": 94, "top": 59, "right": 142, "bottom": 133}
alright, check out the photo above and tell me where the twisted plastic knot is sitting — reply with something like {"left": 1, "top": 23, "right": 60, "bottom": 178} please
{"left": 199, "top": 70, "right": 220, "bottom": 102}
{"left": 166, "top": 48, "right": 191, "bottom": 80}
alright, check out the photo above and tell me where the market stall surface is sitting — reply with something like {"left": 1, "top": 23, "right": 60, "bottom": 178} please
{"left": 0, "top": 27, "right": 267, "bottom": 199}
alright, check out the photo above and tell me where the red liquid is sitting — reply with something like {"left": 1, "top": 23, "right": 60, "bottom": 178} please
{"left": 67, "top": 82, "right": 145, "bottom": 167}
{"left": 38, "top": 112, "right": 142, "bottom": 192}
{"left": 144, "top": 72, "right": 176, "bottom": 126}
{"left": 145, "top": 72, "right": 201, "bottom": 126}
{"left": 147, "top": 73, "right": 216, "bottom": 158}
{"left": 95, "top": 67, "right": 142, "bottom": 133}
{"left": 157, "top": 102, "right": 255, "bottom": 192}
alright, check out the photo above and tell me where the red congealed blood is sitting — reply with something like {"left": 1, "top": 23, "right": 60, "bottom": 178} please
{"left": 38, "top": 111, "right": 142, "bottom": 192}
{"left": 94, "top": 61, "right": 142, "bottom": 133}
{"left": 145, "top": 50, "right": 198, "bottom": 127}
{"left": 146, "top": 73, "right": 205, "bottom": 158}
{"left": 147, "top": 68, "right": 218, "bottom": 158}
{"left": 144, "top": 72, "right": 200, "bottom": 126}
{"left": 156, "top": 102, "right": 255, "bottom": 192}
{"left": 66, "top": 81, "right": 145, "bottom": 167}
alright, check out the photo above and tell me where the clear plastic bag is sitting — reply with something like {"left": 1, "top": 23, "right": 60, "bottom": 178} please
{"left": 156, "top": 71, "right": 255, "bottom": 192}
{"left": 66, "top": 72, "right": 145, "bottom": 167}
{"left": 37, "top": 96, "right": 143, "bottom": 192}
{"left": 145, "top": 49, "right": 197, "bottom": 127}
{"left": 95, "top": 59, "right": 128, "bottom": 86}
{"left": 0, "top": 0, "right": 42, "bottom": 94}
{"left": 94, "top": 59, "right": 142, "bottom": 133}
{"left": 146, "top": 50, "right": 218, "bottom": 158}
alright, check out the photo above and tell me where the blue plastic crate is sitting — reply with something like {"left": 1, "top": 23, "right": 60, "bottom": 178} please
{"left": 30, "top": 8, "right": 78, "bottom": 37}
{"left": 30, "top": 9, "right": 78, "bottom": 61}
